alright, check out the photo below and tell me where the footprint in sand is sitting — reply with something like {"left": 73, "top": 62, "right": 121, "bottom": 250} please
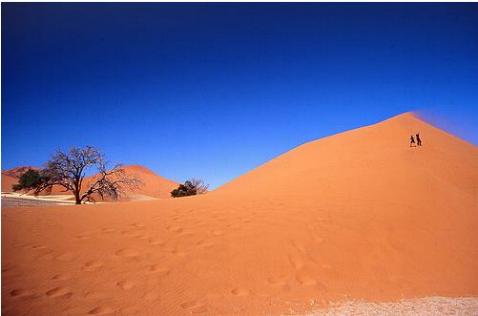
{"left": 196, "top": 240, "right": 215, "bottom": 249}
{"left": 46, "top": 287, "right": 73, "bottom": 299}
{"left": 148, "top": 238, "right": 164, "bottom": 246}
{"left": 55, "top": 252, "right": 77, "bottom": 262}
{"left": 295, "top": 273, "right": 317, "bottom": 286}
{"left": 34, "top": 250, "right": 55, "bottom": 260}
{"left": 75, "top": 231, "right": 95, "bottom": 240}
{"left": 23, "top": 244, "right": 48, "bottom": 250}
{"left": 82, "top": 260, "right": 103, "bottom": 272}
{"left": 295, "top": 272, "right": 327, "bottom": 290}
{"left": 291, "top": 241, "right": 306, "bottom": 255}
{"left": 51, "top": 273, "right": 71, "bottom": 281}
{"left": 143, "top": 291, "right": 159, "bottom": 301}
{"left": 321, "top": 263, "right": 332, "bottom": 270}
{"left": 167, "top": 226, "right": 184, "bottom": 233}
{"left": 10, "top": 289, "right": 33, "bottom": 298}
{"left": 180, "top": 301, "right": 198, "bottom": 309}
{"left": 288, "top": 254, "right": 304, "bottom": 270}
{"left": 2, "top": 267, "right": 12, "bottom": 274}
{"left": 180, "top": 301, "right": 207, "bottom": 314}
{"left": 231, "top": 288, "right": 250, "bottom": 296}
{"left": 170, "top": 249, "right": 186, "bottom": 257}
{"left": 267, "top": 276, "right": 288, "bottom": 287}
{"left": 115, "top": 248, "right": 139, "bottom": 258}
{"left": 116, "top": 280, "right": 134, "bottom": 290}
{"left": 88, "top": 306, "right": 115, "bottom": 314}
{"left": 148, "top": 264, "right": 170, "bottom": 275}
{"left": 121, "top": 230, "right": 146, "bottom": 239}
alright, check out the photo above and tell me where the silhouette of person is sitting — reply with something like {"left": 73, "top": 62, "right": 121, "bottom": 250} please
{"left": 416, "top": 133, "right": 422, "bottom": 146}
{"left": 410, "top": 135, "right": 416, "bottom": 147}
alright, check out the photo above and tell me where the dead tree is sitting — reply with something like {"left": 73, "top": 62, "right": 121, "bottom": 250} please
{"left": 34, "top": 146, "right": 141, "bottom": 204}
{"left": 189, "top": 178, "right": 209, "bottom": 194}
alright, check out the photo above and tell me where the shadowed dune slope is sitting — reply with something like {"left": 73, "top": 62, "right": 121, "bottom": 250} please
{"left": 2, "top": 113, "right": 477, "bottom": 315}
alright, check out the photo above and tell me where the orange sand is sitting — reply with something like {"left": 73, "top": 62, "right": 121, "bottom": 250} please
{"left": 1, "top": 174, "right": 18, "bottom": 193}
{"left": 2, "top": 113, "right": 477, "bottom": 315}
{"left": 119, "top": 165, "right": 178, "bottom": 199}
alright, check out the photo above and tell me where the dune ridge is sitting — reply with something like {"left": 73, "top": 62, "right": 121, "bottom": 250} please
{"left": 2, "top": 112, "right": 477, "bottom": 315}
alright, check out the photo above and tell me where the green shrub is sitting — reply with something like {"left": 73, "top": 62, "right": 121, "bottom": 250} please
{"left": 12, "top": 169, "right": 43, "bottom": 191}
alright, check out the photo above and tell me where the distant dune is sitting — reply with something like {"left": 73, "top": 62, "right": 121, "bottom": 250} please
{"left": 1, "top": 164, "right": 177, "bottom": 200}
{"left": 1, "top": 173, "right": 19, "bottom": 193}
{"left": 1, "top": 166, "right": 38, "bottom": 193}
{"left": 119, "top": 165, "right": 178, "bottom": 199}
{"left": 2, "top": 113, "right": 477, "bottom": 315}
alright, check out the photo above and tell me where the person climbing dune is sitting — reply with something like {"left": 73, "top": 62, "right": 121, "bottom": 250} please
{"left": 410, "top": 135, "right": 416, "bottom": 147}
{"left": 416, "top": 133, "right": 422, "bottom": 146}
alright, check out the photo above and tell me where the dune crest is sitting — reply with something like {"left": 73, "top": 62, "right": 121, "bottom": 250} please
{"left": 216, "top": 112, "right": 477, "bottom": 199}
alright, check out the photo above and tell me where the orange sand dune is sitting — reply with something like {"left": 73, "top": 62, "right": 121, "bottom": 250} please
{"left": 1, "top": 174, "right": 19, "bottom": 193}
{"left": 120, "top": 165, "right": 178, "bottom": 199}
{"left": 2, "top": 113, "right": 478, "bottom": 315}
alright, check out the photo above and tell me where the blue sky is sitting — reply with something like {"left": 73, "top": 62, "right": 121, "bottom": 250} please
{"left": 2, "top": 3, "right": 478, "bottom": 188}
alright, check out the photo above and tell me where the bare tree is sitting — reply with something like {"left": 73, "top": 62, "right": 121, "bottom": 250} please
{"left": 33, "top": 146, "right": 142, "bottom": 204}
{"left": 189, "top": 178, "right": 209, "bottom": 194}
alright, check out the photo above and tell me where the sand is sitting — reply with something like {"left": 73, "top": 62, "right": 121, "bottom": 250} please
{"left": 312, "top": 297, "right": 478, "bottom": 315}
{"left": 120, "top": 165, "right": 178, "bottom": 199}
{"left": 1, "top": 174, "right": 19, "bottom": 194}
{"left": 2, "top": 113, "right": 478, "bottom": 315}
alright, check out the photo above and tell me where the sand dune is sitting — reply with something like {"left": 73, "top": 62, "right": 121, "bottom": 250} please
{"left": 120, "top": 165, "right": 178, "bottom": 199}
{"left": 1, "top": 174, "right": 19, "bottom": 193}
{"left": 2, "top": 113, "right": 477, "bottom": 315}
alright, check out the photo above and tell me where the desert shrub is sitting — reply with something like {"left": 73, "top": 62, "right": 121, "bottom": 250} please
{"left": 171, "top": 179, "right": 208, "bottom": 198}
{"left": 12, "top": 169, "right": 44, "bottom": 191}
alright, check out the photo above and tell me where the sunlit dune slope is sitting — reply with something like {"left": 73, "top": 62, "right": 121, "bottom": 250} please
{"left": 2, "top": 113, "right": 477, "bottom": 315}
{"left": 1, "top": 174, "right": 19, "bottom": 193}
{"left": 216, "top": 112, "right": 477, "bottom": 201}
{"left": 119, "top": 165, "right": 178, "bottom": 199}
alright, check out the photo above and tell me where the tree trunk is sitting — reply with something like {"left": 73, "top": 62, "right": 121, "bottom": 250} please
{"left": 74, "top": 190, "right": 81, "bottom": 205}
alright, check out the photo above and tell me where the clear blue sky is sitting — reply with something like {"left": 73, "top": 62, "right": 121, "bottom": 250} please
{"left": 2, "top": 3, "right": 478, "bottom": 188}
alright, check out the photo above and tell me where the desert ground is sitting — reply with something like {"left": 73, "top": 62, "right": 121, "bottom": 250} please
{"left": 2, "top": 113, "right": 478, "bottom": 315}
{"left": 1, "top": 193, "right": 76, "bottom": 208}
